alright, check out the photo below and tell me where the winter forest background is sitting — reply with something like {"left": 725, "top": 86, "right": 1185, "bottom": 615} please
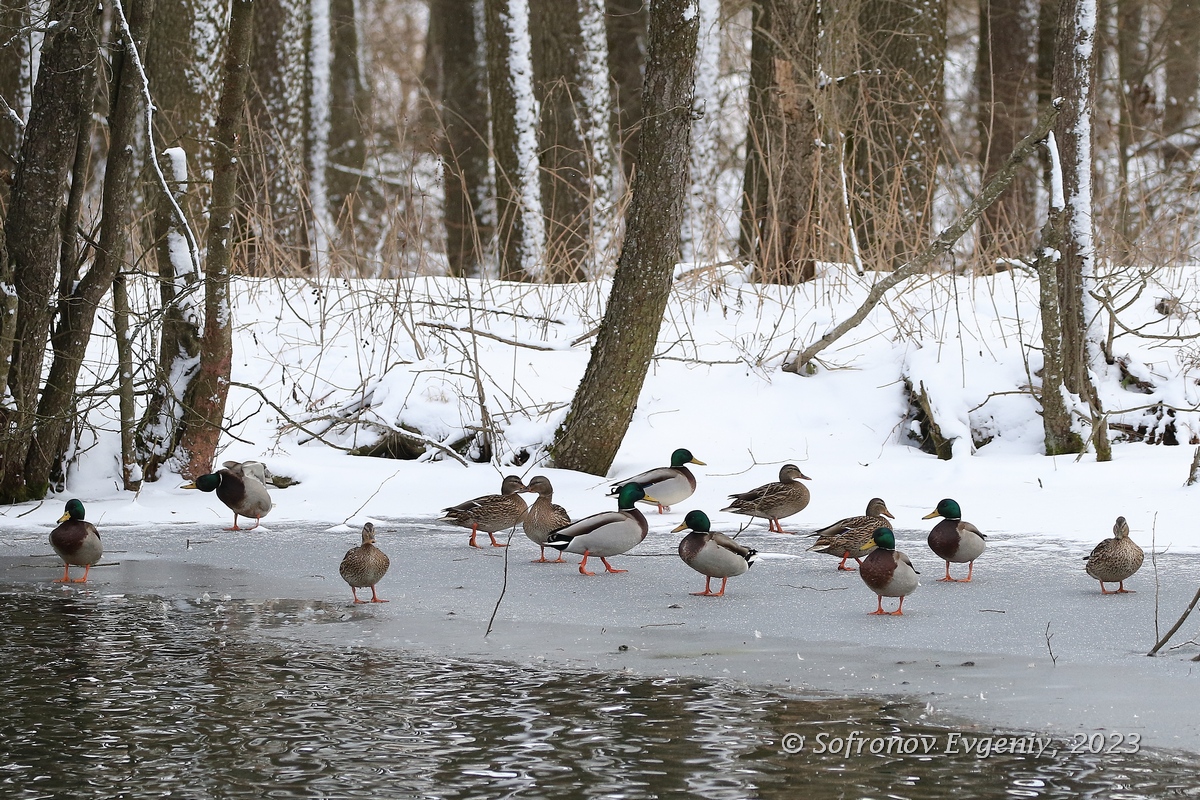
{"left": 1, "top": 0, "right": 1200, "bottom": 505}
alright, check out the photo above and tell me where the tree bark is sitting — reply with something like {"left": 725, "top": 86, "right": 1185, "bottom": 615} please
{"left": 851, "top": 0, "right": 946, "bottom": 269}
{"left": 438, "top": 0, "right": 492, "bottom": 276}
{"left": 0, "top": 1, "right": 31, "bottom": 186}
{"left": 137, "top": 149, "right": 203, "bottom": 481}
{"left": 484, "top": 0, "right": 545, "bottom": 278}
{"left": 975, "top": 0, "right": 1038, "bottom": 265}
{"left": 0, "top": 0, "right": 100, "bottom": 503}
{"left": 25, "top": 0, "right": 154, "bottom": 493}
{"left": 1163, "top": 0, "right": 1200, "bottom": 162}
{"left": 178, "top": 0, "right": 255, "bottom": 479}
{"left": 605, "top": 0, "right": 645, "bottom": 183}
{"left": 326, "top": 0, "right": 368, "bottom": 216}
{"left": 739, "top": 0, "right": 822, "bottom": 283}
{"left": 1049, "top": 0, "right": 1110, "bottom": 460}
{"left": 243, "top": 0, "right": 309, "bottom": 274}
{"left": 529, "top": 0, "right": 615, "bottom": 280}
{"left": 550, "top": 0, "right": 697, "bottom": 474}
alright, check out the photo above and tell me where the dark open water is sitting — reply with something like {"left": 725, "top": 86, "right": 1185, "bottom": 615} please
{"left": 0, "top": 591, "right": 1196, "bottom": 799}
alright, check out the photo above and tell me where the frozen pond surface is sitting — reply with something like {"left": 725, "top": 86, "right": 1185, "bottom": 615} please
{"left": 2, "top": 517, "right": 1200, "bottom": 796}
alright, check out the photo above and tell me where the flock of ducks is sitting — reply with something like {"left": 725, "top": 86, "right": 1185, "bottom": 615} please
{"left": 41, "top": 450, "right": 1147, "bottom": 612}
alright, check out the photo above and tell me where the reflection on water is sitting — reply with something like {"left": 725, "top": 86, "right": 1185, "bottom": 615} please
{"left": 0, "top": 591, "right": 1195, "bottom": 799}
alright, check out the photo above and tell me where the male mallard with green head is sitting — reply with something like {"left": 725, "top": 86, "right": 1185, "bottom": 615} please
{"left": 183, "top": 464, "right": 273, "bottom": 530}
{"left": 720, "top": 464, "right": 811, "bottom": 533}
{"left": 806, "top": 497, "right": 895, "bottom": 571}
{"left": 339, "top": 522, "right": 390, "bottom": 603}
{"left": 546, "top": 483, "right": 652, "bottom": 575}
{"left": 522, "top": 475, "right": 571, "bottom": 562}
{"left": 674, "top": 510, "right": 758, "bottom": 596}
{"left": 609, "top": 448, "right": 705, "bottom": 513}
{"left": 924, "top": 498, "right": 987, "bottom": 582}
{"left": 1084, "top": 516, "right": 1144, "bottom": 594}
{"left": 859, "top": 527, "right": 919, "bottom": 615}
{"left": 49, "top": 499, "right": 103, "bottom": 584}
{"left": 439, "top": 474, "right": 528, "bottom": 548}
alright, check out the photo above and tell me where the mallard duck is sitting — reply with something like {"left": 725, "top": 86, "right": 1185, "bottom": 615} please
{"left": 609, "top": 448, "right": 705, "bottom": 513}
{"left": 339, "top": 522, "right": 390, "bottom": 603}
{"left": 522, "top": 475, "right": 571, "bottom": 563}
{"left": 720, "top": 464, "right": 811, "bottom": 533}
{"left": 439, "top": 474, "right": 528, "bottom": 548}
{"left": 1084, "top": 516, "right": 1144, "bottom": 594}
{"left": 183, "top": 464, "right": 273, "bottom": 530}
{"left": 49, "top": 499, "right": 102, "bottom": 584}
{"left": 806, "top": 497, "right": 895, "bottom": 571}
{"left": 859, "top": 527, "right": 919, "bottom": 615}
{"left": 924, "top": 498, "right": 987, "bottom": 582}
{"left": 546, "top": 482, "right": 652, "bottom": 575}
{"left": 674, "top": 510, "right": 758, "bottom": 596}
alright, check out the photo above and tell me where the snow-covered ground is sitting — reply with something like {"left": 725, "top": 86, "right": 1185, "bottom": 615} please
{"left": 5, "top": 265, "right": 1200, "bottom": 754}
{"left": 7, "top": 263, "right": 1200, "bottom": 553}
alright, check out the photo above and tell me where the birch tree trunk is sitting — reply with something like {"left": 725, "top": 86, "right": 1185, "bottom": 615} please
{"left": 550, "top": 0, "right": 698, "bottom": 475}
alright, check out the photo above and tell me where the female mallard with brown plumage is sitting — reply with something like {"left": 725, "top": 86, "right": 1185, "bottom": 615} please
{"left": 924, "top": 498, "right": 987, "bottom": 582}
{"left": 522, "top": 475, "right": 571, "bottom": 563}
{"left": 609, "top": 448, "right": 705, "bottom": 513}
{"left": 183, "top": 463, "right": 273, "bottom": 530}
{"left": 1084, "top": 516, "right": 1144, "bottom": 594}
{"left": 674, "top": 510, "right": 758, "bottom": 596}
{"left": 859, "top": 527, "right": 919, "bottom": 615}
{"left": 49, "top": 499, "right": 102, "bottom": 584}
{"left": 439, "top": 474, "right": 528, "bottom": 548}
{"left": 339, "top": 522, "right": 390, "bottom": 603}
{"left": 546, "top": 483, "right": 652, "bottom": 575}
{"left": 720, "top": 464, "right": 811, "bottom": 533}
{"left": 806, "top": 497, "right": 895, "bottom": 571}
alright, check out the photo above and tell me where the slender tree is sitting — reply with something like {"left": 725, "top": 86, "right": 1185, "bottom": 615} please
{"left": 484, "top": 0, "right": 545, "bottom": 278}
{"left": 551, "top": 0, "right": 698, "bottom": 475}
{"left": 851, "top": 0, "right": 946, "bottom": 270}
{"left": 529, "top": 0, "right": 616, "bottom": 279}
{"left": 437, "top": 0, "right": 492, "bottom": 276}
{"left": 177, "top": 0, "right": 256, "bottom": 478}
{"left": 0, "top": 1, "right": 31, "bottom": 187}
{"left": 605, "top": 0, "right": 646, "bottom": 182}
{"left": 0, "top": 0, "right": 100, "bottom": 503}
{"left": 25, "top": 0, "right": 155, "bottom": 493}
{"left": 975, "top": 0, "right": 1038, "bottom": 265}
{"left": 1042, "top": 0, "right": 1110, "bottom": 459}
{"left": 739, "top": 0, "right": 822, "bottom": 283}
{"left": 1163, "top": 0, "right": 1200, "bottom": 162}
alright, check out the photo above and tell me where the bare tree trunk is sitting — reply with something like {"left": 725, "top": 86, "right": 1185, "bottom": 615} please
{"left": 438, "top": 0, "right": 492, "bottom": 276}
{"left": 0, "top": 1, "right": 31, "bottom": 177}
{"left": 1113, "top": 0, "right": 1151, "bottom": 258}
{"left": 550, "top": 0, "right": 697, "bottom": 474}
{"left": 26, "top": 0, "right": 154, "bottom": 493}
{"left": 0, "top": 0, "right": 100, "bottom": 503}
{"left": 851, "top": 0, "right": 946, "bottom": 270}
{"left": 529, "top": 0, "right": 615, "bottom": 280}
{"left": 137, "top": 150, "right": 203, "bottom": 481}
{"left": 605, "top": 0, "right": 645, "bottom": 182}
{"left": 739, "top": 0, "right": 822, "bottom": 283}
{"left": 1050, "top": 0, "right": 1111, "bottom": 461}
{"left": 484, "top": 0, "right": 545, "bottom": 278}
{"left": 327, "top": 0, "right": 368, "bottom": 216}
{"left": 114, "top": 270, "right": 139, "bottom": 490}
{"left": 244, "top": 0, "right": 310, "bottom": 275}
{"left": 975, "top": 0, "right": 1038, "bottom": 265}
{"left": 1035, "top": 178, "right": 1082, "bottom": 454}
{"left": 1163, "top": 0, "right": 1200, "bottom": 163}
{"left": 178, "top": 0, "right": 255, "bottom": 478}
